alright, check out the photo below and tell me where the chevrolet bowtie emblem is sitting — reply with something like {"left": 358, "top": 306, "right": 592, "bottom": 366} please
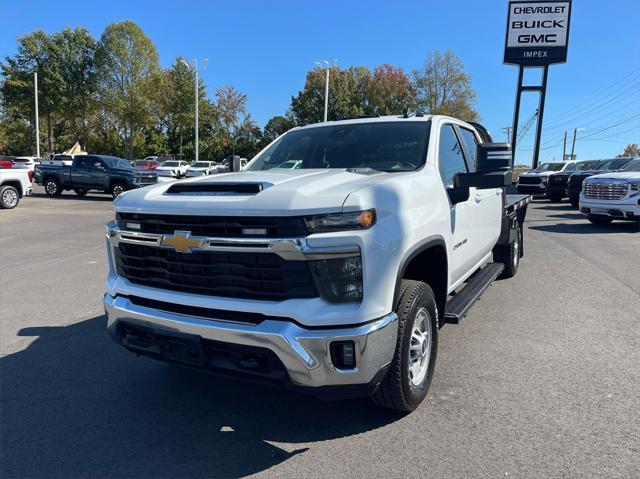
{"left": 161, "top": 231, "right": 205, "bottom": 253}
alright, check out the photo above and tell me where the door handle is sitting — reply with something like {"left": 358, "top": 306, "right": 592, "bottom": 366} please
{"left": 474, "top": 193, "right": 484, "bottom": 203}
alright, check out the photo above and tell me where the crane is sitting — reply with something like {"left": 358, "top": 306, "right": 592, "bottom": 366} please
{"left": 516, "top": 109, "right": 539, "bottom": 143}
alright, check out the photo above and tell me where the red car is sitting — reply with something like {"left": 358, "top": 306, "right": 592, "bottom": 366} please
{"left": 133, "top": 159, "right": 160, "bottom": 170}
{"left": 0, "top": 157, "right": 14, "bottom": 169}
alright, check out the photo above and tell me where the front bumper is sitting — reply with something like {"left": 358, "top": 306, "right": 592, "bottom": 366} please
{"left": 579, "top": 196, "right": 640, "bottom": 221}
{"left": 104, "top": 294, "right": 397, "bottom": 390}
{"left": 517, "top": 183, "right": 546, "bottom": 195}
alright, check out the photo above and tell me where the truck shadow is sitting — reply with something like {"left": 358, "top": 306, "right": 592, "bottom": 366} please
{"left": 0, "top": 316, "right": 402, "bottom": 478}
{"left": 31, "top": 192, "right": 113, "bottom": 202}
{"left": 529, "top": 221, "right": 639, "bottom": 234}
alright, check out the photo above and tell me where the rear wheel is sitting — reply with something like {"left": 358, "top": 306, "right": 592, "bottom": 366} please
{"left": 110, "top": 182, "right": 125, "bottom": 199}
{"left": 588, "top": 215, "right": 613, "bottom": 225}
{"left": 0, "top": 185, "right": 19, "bottom": 209}
{"left": 494, "top": 222, "right": 521, "bottom": 279}
{"left": 371, "top": 280, "right": 438, "bottom": 412}
{"left": 44, "top": 178, "right": 62, "bottom": 197}
{"left": 549, "top": 194, "right": 563, "bottom": 203}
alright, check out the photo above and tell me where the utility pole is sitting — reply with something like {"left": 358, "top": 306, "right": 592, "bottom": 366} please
{"left": 570, "top": 127, "right": 578, "bottom": 159}
{"left": 179, "top": 57, "right": 208, "bottom": 162}
{"left": 502, "top": 126, "right": 513, "bottom": 143}
{"left": 562, "top": 130, "right": 567, "bottom": 161}
{"left": 314, "top": 60, "right": 337, "bottom": 122}
{"left": 34, "top": 72, "right": 40, "bottom": 158}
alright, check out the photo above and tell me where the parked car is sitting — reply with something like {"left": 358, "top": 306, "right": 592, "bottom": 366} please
{"left": 545, "top": 160, "right": 602, "bottom": 202}
{"left": 103, "top": 114, "right": 530, "bottom": 413}
{"left": 156, "top": 160, "right": 190, "bottom": 178}
{"left": 0, "top": 157, "right": 14, "bottom": 169}
{"left": 11, "top": 156, "right": 43, "bottom": 172}
{"left": 213, "top": 156, "right": 248, "bottom": 173}
{"left": 516, "top": 161, "right": 577, "bottom": 196}
{"left": 34, "top": 154, "right": 157, "bottom": 198}
{"left": 186, "top": 161, "right": 216, "bottom": 177}
{"left": 0, "top": 168, "right": 32, "bottom": 209}
{"left": 579, "top": 158, "right": 640, "bottom": 224}
{"left": 133, "top": 159, "right": 160, "bottom": 171}
{"left": 566, "top": 157, "right": 635, "bottom": 207}
{"left": 39, "top": 154, "right": 76, "bottom": 166}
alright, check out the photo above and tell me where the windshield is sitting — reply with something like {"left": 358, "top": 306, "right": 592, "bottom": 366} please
{"left": 161, "top": 161, "right": 179, "bottom": 167}
{"left": 102, "top": 156, "right": 135, "bottom": 170}
{"left": 620, "top": 159, "right": 640, "bottom": 172}
{"left": 596, "top": 158, "right": 632, "bottom": 171}
{"left": 192, "top": 162, "right": 210, "bottom": 167}
{"left": 533, "top": 163, "right": 564, "bottom": 172}
{"left": 248, "top": 121, "right": 430, "bottom": 172}
{"left": 575, "top": 160, "right": 601, "bottom": 171}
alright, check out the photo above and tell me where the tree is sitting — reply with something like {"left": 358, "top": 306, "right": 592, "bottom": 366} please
{"left": 412, "top": 50, "right": 478, "bottom": 121}
{"left": 261, "top": 115, "right": 294, "bottom": 145}
{"left": 619, "top": 144, "right": 639, "bottom": 157}
{"left": 95, "top": 21, "right": 160, "bottom": 159}
{"left": 365, "top": 64, "right": 416, "bottom": 115}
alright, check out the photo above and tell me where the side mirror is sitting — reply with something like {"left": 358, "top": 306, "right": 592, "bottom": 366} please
{"left": 447, "top": 186, "right": 470, "bottom": 205}
{"left": 230, "top": 155, "right": 242, "bottom": 172}
{"left": 454, "top": 142, "right": 512, "bottom": 189}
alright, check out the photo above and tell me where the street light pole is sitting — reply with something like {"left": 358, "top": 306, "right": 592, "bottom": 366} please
{"left": 179, "top": 57, "right": 207, "bottom": 162}
{"left": 34, "top": 72, "right": 40, "bottom": 158}
{"left": 314, "top": 59, "right": 337, "bottom": 122}
{"left": 570, "top": 127, "right": 578, "bottom": 159}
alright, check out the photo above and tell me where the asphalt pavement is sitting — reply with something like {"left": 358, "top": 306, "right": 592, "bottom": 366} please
{"left": 1, "top": 188, "right": 638, "bottom": 478}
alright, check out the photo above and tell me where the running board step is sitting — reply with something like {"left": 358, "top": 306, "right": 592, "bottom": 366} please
{"left": 444, "top": 263, "right": 504, "bottom": 323}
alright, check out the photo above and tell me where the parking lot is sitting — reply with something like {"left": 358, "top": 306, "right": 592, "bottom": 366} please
{"left": 1, "top": 188, "right": 638, "bottom": 478}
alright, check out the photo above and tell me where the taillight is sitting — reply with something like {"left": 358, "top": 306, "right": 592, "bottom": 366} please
{"left": 28, "top": 171, "right": 34, "bottom": 182}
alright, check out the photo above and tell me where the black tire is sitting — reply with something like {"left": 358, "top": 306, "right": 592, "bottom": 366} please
{"left": 588, "top": 215, "right": 613, "bottom": 225}
{"left": 44, "top": 177, "right": 62, "bottom": 197}
{"left": 0, "top": 185, "right": 20, "bottom": 209}
{"left": 494, "top": 222, "right": 521, "bottom": 279}
{"left": 371, "top": 280, "right": 438, "bottom": 412}
{"left": 110, "top": 182, "right": 125, "bottom": 199}
{"left": 74, "top": 188, "right": 88, "bottom": 196}
{"left": 569, "top": 197, "right": 579, "bottom": 208}
{"left": 549, "top": 194, "right": 563, "bottom": 203}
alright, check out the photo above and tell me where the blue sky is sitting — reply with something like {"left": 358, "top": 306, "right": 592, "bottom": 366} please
{"left": 2, "top": 0, "right": 639, "bottom": 165}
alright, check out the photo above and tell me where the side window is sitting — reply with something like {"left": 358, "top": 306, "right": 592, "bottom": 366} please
{"left": 438, "top": 125, "right": 468, "bottom": 187}
{"left": 458, "top": 128, "right": 479, "bottom": 171}
{"left": 564, "top": 163, "right": 577, "bottom": 171}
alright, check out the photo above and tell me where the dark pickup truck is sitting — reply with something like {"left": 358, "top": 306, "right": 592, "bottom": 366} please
{"left": 34, "top": 155, "right": 157, "bottom": 198}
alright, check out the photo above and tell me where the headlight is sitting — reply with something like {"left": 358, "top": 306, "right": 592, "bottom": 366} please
{"left": 305, "top": 209, "right": 376, "bottom": 233}
{"left": 629, "top": 181, "right": 640, "bottom": 196}
{"left": 131, "top": 177, "right": 139, "bottom": 184}
{"left": 311, "top": 255, "right": 363, "bottom": 303}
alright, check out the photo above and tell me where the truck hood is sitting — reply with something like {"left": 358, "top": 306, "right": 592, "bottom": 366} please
{"left": 587, "top": 171, "right": 640, "bottom": 181}
{"left": 114, "top": 169, "right": 384, "bottom": 216}
{"left": 519, "top": 171, "right": 558, "bottom": 178}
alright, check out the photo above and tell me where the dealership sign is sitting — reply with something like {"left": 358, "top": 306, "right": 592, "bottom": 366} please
{"left": 504, "top": 1, "right": 572, "bottom": 66}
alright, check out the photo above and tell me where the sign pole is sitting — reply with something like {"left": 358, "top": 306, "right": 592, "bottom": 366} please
{"left": 530, "top": 65, "right": 549, "bottom": 169}
{"left": 510, "top": 66, "right": 524, "bottom": 166}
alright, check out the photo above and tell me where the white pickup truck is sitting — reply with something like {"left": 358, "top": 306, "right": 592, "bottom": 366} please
{"left": 103, "top": 115, "right": 529, "bottom": 412}
{"left": 0, "top": 168, "right": 33, "bottom": 209}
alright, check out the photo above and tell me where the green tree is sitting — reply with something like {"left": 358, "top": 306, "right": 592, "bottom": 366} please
{"left": 262, "top": 115, "right": 295, "bottom": 145}
{"left": 412, "top": 50, "right": 478, "bottom": 121}
{"left": 95, "top": 21, "right": 160, "bottom": 159}
{"left": 1, "top": 30, "right": 65, "bottom": 153}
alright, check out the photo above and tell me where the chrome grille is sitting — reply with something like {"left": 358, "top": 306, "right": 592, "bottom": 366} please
{"left": 584, "top": 182, "right": 628, "bottom": 200}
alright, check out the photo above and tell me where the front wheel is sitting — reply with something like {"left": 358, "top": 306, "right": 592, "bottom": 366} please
{"left": 371, "top": 280, "right": 438, "bottom": 412}
{"left": 74, "top": 188, "right": 88, "bottom": 196}
{"left": 0, "top": 185, "right": 20, "bottom": 209}
{"left": 549, "top": 194, "right": 563, "bottom": 203}
{"left": 569, "top": 197, "right": 579, "bottom": 208}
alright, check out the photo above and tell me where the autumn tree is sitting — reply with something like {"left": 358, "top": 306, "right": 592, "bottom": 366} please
{"left": 619, "top": 144, "right": 639, "bottom": 157}
{"left": 412, "top": 50, "right": 478, "bottom": 121}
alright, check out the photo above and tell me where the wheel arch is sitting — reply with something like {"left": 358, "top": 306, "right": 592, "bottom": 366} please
{"left": 1, "top": 180, "right": 23, "bottom": 197}
{"left": 394, "top": 237, "right": 448, "bottom": 325}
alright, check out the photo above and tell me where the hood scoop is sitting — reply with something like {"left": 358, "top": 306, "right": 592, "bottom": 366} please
{"left": 165, "top": 182, "right": 263, "bottom": 196}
